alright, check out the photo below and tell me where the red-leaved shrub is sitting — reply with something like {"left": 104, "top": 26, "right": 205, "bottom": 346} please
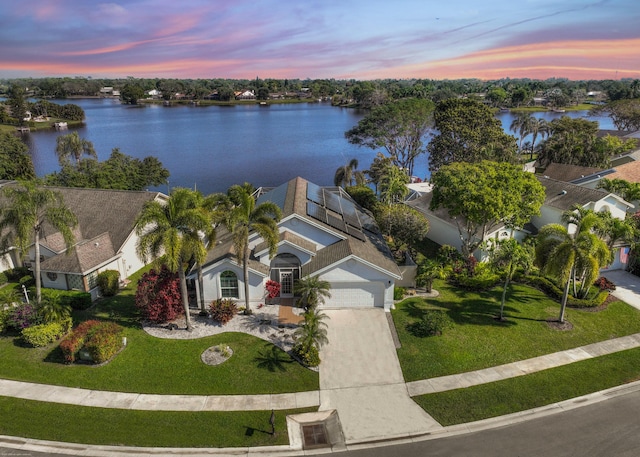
{"left": 209, "top": 298, "right": 238, "bottom": 325}
{"left": 265, "top": 280, "right": 280, "bottom": 299}
{"left": 135, "top": 265, "right": 183, "bottom": 323}
{"left": 59, "top": 320, "right": 123, "bottom": 364}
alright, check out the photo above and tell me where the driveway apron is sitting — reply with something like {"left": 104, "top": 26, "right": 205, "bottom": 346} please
{"left": 604, "top": 270, "right": 640, "bottom": 311}
{"left": 319, "top": 308, "right": 441, "bottom": 444}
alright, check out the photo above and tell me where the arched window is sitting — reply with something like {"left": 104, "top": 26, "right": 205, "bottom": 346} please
{"left": 220, "top": 270, "right": 239, "bottom": 298}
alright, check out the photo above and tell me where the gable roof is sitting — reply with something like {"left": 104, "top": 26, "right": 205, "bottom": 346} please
{"left": 203, "top": 177, "right": 400, "bottom": 278}
{"left": 542, "top": 162, "right": 606, "bottom": 183}
{"left": 0, "top": 184, "right": 163, "bottom": 274}
{"left": 536, "top": 176, "right": 610, "bottom": 211}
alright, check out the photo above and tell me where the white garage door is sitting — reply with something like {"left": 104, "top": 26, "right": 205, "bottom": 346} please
{"left": 323, "top": 282, "right": 384, "bottom": 308}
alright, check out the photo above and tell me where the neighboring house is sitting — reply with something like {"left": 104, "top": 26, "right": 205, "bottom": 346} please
{"left": 405, "top": 176, "right": 633, "bottom": 268}
{"left": 533, "top": 176, "right": 633, "bottom": 271}
{"left": 234, "top": 90, "right": 256, "bottom": 100}
{"left": 0, "top": 183, "right": 166, "bottom": 300}
{"left": 191, "top": 177, "right": 401, "bottom": 310}
{"left": 404, "top": 191, "right": 533, "bottom": 261}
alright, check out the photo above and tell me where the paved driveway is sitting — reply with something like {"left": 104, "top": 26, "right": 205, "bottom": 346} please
{"left": 318, "top": 309, "right": 441, "bottom": 444}
{"left": 603, "top": 270, "right": 640, "bottom": 310}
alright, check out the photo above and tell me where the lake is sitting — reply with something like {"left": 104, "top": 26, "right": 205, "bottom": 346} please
{"left": 20, "top": 99, "right": 616, "bottom": 195}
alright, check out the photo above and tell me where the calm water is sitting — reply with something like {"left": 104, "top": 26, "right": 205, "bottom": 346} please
{"left": 21, "top": 99, "right": 615, "bottom": 195}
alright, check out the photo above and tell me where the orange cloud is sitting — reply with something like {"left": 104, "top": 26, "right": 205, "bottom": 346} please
{"left": 351, "top": 38, "right": 640, "bottom": 81}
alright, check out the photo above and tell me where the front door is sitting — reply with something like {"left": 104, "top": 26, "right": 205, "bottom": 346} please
{"left": 280, "top": 270, "right": 294, "bottom": 297}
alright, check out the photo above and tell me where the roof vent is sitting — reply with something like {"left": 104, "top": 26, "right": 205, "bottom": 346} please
{"left": 561, "top": 190, "right": 567, "bottom": 195}
{"left": 94, "top": 242, "right": 100, "bottom": 247}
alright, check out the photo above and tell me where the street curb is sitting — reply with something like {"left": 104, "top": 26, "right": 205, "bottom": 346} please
{"left": 2, "top": 380, "right": 640, "bottom": 456}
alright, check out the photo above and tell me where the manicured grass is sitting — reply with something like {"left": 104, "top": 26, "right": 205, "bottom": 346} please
{"left": 393, "top": 280, "right": 640, "bottom": 382}
{"left": 0, "top": 267, "right": 318, "bottom": 394}
{"left": 414, "top": 347, "right": 640, "bottom": 426}
{"left": 0, "top": 396, "right": 315, "bottom": 447}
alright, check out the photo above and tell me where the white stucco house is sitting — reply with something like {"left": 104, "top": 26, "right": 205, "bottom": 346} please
{"left": 405, "top": 176, "right": 633, "bottom": 269}
{"left": 191, "top": 177, "right": 402, "bottom": 311}
{"left": 0, "top": 182, "right": 166, "bottom": 300}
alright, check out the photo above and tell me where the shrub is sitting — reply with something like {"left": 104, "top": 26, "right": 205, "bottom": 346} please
{"left": 59, "top": 320, "right": 100, "bottom": 363}
{"left": 265, "top": 280, "right": 280, "bottom": 299}
{"left": 4, "top": 267, "right": 30, "bottom": 281}
{"left": 0, "top": 307, "right": 12, "bottom": 333}
{"left": 517, "top": 274, "right": 610, "bottom": 308}
{"left": 209, "top": 298, "right": 238, "bottom": 325}
{"left": 21, "top": 317, "right": 72, "bottom": 347}
{"left": 394, "top": 286, "right": 406, "bottom": 300}
{"left": 135, "top": 266, "right": 183, "bottom": 323}
{"left": 18, "top": 275, "right": 34, "bottom": 288}
{"left": 0, "top": 272, "right": 7, "bottom": 285}
{"left": 40, "top": 289, "right": 92, "bottom": 311}
{"left": 407, "top": 310, "right": 453, "bottom": 337}
{"left": 6, "top": 303, "right": 40, "bottom": 330}
{"left": 594, "top": 276, "right": 616, "bottom": 291}
{"left": 97, "top": 270, "right": 120, "bottom": 297}
{"left": 292, "top": 343, "right": 320, "bottom": 367}
{"left": 59, "top": 320, "right": 124, "bottom": 364}
{"left": 84, "top": 322, "right": 124, "bottom": 363}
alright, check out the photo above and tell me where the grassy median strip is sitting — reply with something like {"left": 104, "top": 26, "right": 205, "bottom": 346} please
{"left": 0, "top": 397, "right": 315, "bottom": 447}
{"left": 393, "top": 280, "right": 640, "bottom": 382}
{"left": 414, "top": 347, "right": 640, "bottom": 426}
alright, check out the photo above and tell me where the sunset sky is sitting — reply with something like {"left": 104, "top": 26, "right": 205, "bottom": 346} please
{"left": 1, "top": 0, "right": 638, "bottom": 81}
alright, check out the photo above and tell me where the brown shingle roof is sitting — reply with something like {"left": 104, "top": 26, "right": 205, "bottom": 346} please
{"left": 542, "top": 162, "right": 605, "bottom": 183}
{"left": 537, "top": 176, "right": 609, "bottom": 211}
{"left": 41, "top": 232, "right": 116, "bottom": 274}
{"left": 607, "top": 161, "right": 640, "bottom": 183}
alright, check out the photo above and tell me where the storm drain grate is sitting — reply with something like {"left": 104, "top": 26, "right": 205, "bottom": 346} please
{"left": 302, "top": 423, "right": 328, "bottom": 449}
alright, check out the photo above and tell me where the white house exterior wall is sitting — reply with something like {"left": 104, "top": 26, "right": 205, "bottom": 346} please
{"left": 257, "top": 242, "right": 313, "bottom": 267}
{"left": 118, "top": 231, "right": 146, "bottom": 279}
{"left": 279, "top": 218, "right": 341, "bottom": 249}
{"left": 592, "top": 196, "right": 629, "bottom": 220}
{"left": 200, "top": 261, "right": 266, "bottom": 307}
{"left": 425, "top": 217, "right": 464, "bottom": 253}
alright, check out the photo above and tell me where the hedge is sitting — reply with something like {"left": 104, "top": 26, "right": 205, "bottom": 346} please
{"left": 59, "top": 320, "right": 124, "bottom": 364}
{"left": 40, "top": 289, "right": 92, "bottom": 310}
{"left": 21, "top": 317, "right": 73, "bottom": 347}
{"left": 516, "top": 274, "right": 609, "bottom": 308}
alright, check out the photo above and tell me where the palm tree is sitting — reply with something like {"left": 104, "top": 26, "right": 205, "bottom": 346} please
{"left": 334, "top": 158, "right": 366, "bottom": 188}
{"left": 55, "top": 132, "right": 97, "bottom": 166}
{"left": 224, "top": 183, "right": 281, "bottom": 314}
{"left": 135, "top": 188, "right": 211, "bottom": 331}
{"left": 0, "top": 181, "right": 77, "bottom": 304}
{"left": 509, "top": 113, "right": 532, "bottom": 153}
{"left": 294, "top": 275, "right": 331, "bottom": 312}
{"left": 38, "top": 290, "right": 72, "bottom": 323}
{"left": 294, "top": 309, "right": 329, "bottom": 353}
{"left": 378, "top": 164, "right": 410, "bottom": 205}
{"left": 489, "top": 238, "right": 533, "bottom": 320}
{"left": 535, "top": 211, "right": 610, "bottom": 323}
{"left": 527, "top": 117, "right": 549, "bottom": 160}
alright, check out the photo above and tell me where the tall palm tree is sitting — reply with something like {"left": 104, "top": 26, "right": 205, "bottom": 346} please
{"left": 55, "top": 132, "right": 97, "bottom": 166}
{"left": 535, "top": 211, "right": 610, "bottom": 323}
{"left": 294, "top": 275, "right": 331, "bottom": 312}
{"left": 224, "top": 183, "right": 281, "bottom": 314}
{"left": 0, "top": 181, "right": 77, "bottom": 304}
{"left": 527, "top": 117, "right": 549, "bottom": 160}
{"left": 509, "top": 113, "right": 532, "bottom": 153}
{"left": 135, "top": 188, "right": 210, "bottom": 331}
{"left": 334, "top": 158, "right": 366, "bottom": 188}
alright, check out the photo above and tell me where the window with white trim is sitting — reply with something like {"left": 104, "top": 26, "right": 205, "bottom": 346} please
{"left": 220, "top": 270, "right": 239, "bottom": 298}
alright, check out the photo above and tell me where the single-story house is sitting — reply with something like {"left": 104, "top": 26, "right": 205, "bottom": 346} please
{"left": 405, "top": 176, "right": 633, "bottom": 269}
{"left": 191, "top": 177, "right": 402, "bottom": 310}
{"left": 0, "top": 183, "right": 166, "bottom": 300}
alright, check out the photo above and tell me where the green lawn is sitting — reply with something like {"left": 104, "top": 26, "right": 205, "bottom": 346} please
{"left": 0, "top": 396, "right": 315, "bottom": 447}
{"left": 393, "top": 280, "right": 640, "bottom": 382}
{"left": 414, "top": 347, "right": 640, "bottom": 426}
{"left": 0, "top": 267, "right": 318, "bottom": 395}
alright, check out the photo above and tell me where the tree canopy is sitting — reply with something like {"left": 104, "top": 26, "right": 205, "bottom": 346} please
{"left": 430, "top": 161, "right": 545, "bottom": 257}
{"left": 345, "top": 98, "right": 435, "bottom": 176}
{"left": 0, "top": 132, "right": 35, "bottom": 180}
{"left": 591, "top": 98, "right": 640, "bottom": 131}
{"left": 45, "top": 148, "right": 169, "bottom": 191}
{"left": 427, "top": 98, "right": 518, "bottom": 173}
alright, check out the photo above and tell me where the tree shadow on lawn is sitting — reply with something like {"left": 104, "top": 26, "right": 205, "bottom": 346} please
{"left": 254, "top": 343, "right": 294, "bottom": 372}
{"left": 401, "top": 298, "right": 518, "bottom": 327}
